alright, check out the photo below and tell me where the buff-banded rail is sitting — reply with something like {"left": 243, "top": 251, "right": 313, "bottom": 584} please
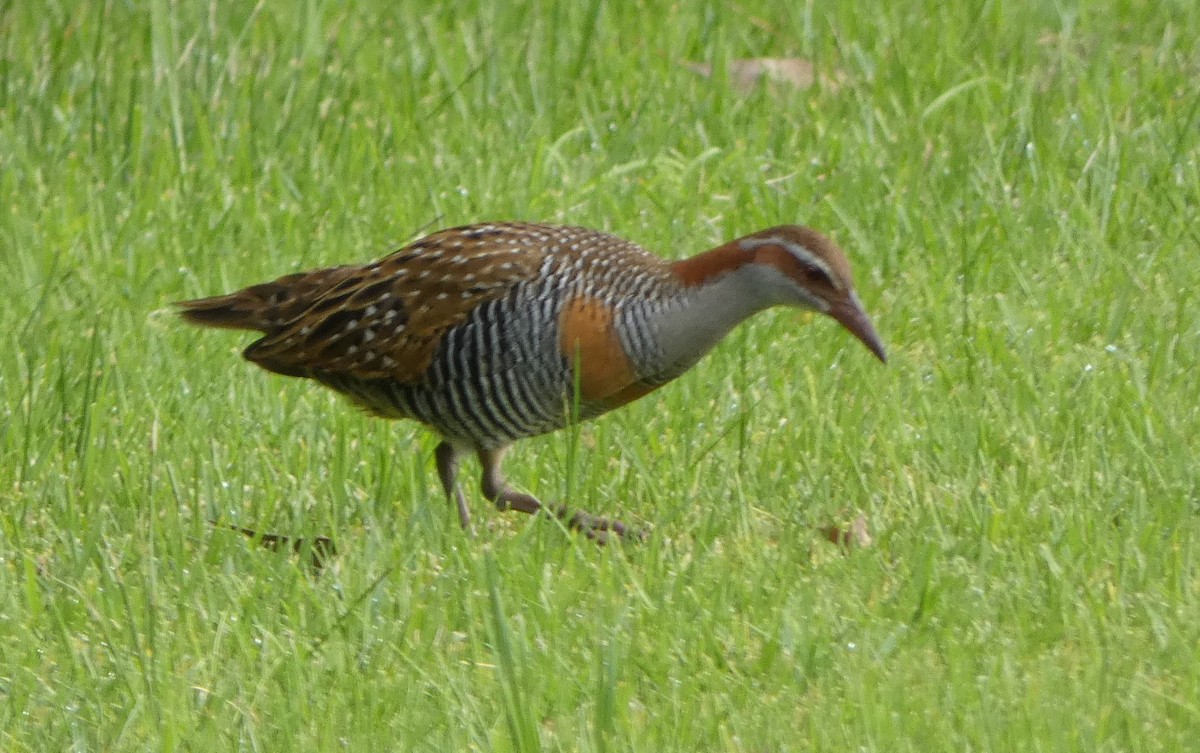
{"left": 179, "top": 222, "right": 886, "bottom": 541}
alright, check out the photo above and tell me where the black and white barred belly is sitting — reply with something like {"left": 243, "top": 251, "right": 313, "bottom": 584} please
{"left": 315, "top": 285, "right": 578, "bottom": 448}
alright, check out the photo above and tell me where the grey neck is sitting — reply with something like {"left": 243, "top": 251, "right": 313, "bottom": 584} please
{"left": 638, "top": 264, "right": 820, "bottom": 384}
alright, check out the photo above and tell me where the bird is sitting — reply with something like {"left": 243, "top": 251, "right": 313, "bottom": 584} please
{"left": 178, "top": 222, "right": 886, "bottom": 541}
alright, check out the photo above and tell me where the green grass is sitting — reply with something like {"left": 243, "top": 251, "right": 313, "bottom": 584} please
{"left": 2, "top": 0, "right": 1199, "bottom": 750}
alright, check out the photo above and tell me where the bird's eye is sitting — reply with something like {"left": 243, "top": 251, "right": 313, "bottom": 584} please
{"left": 803, "top": 264, "right": 833, "bottom": 286}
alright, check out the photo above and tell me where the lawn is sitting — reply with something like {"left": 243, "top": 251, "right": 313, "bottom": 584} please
{"left": 2, "top": 0, "right": 1198, "bottom": 750}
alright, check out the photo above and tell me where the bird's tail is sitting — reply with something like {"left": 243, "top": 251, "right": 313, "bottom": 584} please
{"left": 177, "top": 280, "right": 298, "bottom": 333}
{"left": 179, "top": 265, "right": 359, "bottom": 333}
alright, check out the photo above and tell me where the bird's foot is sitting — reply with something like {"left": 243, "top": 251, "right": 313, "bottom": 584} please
{"left": 489, "top": 487, "right": 643, "bottom": 544}
{"left": 553, "top": 506, "right": 646, "bottom": 544}
{"left": 216, "top": 521, "right": 338, "bottom": 574}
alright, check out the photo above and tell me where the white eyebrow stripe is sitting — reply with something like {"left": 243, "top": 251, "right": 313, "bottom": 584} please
{"left": 738, "top": 236, "right": 838, "bottom": 284}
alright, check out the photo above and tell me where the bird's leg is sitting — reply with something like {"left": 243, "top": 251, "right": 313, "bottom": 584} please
{"left": 435, "top": 441, "right": 474, "bottom": 535}
{"left": 476, "top": 447, "right": 638, "bottom": 543}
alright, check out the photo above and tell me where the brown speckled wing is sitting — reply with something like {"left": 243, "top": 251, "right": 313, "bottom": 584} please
{"left": 244, "top": 224, "right": 546, "bottom": 382}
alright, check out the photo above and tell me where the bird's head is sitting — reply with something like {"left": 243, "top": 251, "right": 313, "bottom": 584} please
{"left": 734, "top": 225, "right": 887, "bottom": 363}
